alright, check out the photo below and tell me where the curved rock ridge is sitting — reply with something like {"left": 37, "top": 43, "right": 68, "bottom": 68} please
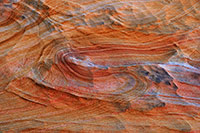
{"left": 0, "top": 0, "right": 200, "bottom": 132}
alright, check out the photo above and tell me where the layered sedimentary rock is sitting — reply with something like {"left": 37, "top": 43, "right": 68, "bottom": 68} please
{"left": 0, "top": 0, "right": 200, "bottom": 132}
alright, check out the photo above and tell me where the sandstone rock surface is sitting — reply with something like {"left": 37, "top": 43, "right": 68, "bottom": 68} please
{"left": 0, "top": 0, "right": 200, "bottom": 132}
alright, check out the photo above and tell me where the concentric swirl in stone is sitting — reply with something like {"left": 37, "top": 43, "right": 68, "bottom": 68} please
{"left": 54, "top": 48, "right": 148, "bottom": 102}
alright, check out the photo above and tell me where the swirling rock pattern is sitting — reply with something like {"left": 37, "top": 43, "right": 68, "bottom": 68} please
{"left": 0, "top": 0, "right": 200, "bottom": 132}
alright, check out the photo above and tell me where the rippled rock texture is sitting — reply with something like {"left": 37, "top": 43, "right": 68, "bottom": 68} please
{"left": 0, "top": 0, "right": 200, "bottom": 132}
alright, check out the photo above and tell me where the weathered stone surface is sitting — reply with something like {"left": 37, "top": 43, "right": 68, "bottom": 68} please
{"left": 0, "top": 0, "right": 200, "bottom": 132}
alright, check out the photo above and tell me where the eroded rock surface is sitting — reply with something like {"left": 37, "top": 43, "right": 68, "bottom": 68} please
{"left": 0, "top": 0, "right": 200, "bottom": 132}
